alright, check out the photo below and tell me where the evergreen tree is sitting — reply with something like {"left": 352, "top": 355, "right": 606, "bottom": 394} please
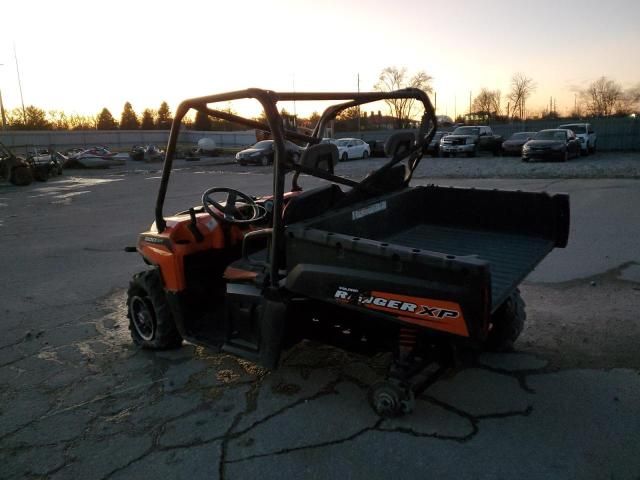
{"left": 96, "top": 108, "right": 118, "bottom": 130}
{"left": 140, "top": 109, "right": 155, "bottom": 130}
{"left": 120, "top": 102, "right": 140, "bottom": 130}
{"left": 156, "top": 101, "right": 172, "bottom": 129}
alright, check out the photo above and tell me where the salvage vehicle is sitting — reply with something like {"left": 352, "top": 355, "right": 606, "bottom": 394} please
{"left": 558, "top": 123, "right": 596, "bottom": 155}
{"left": 235, "top": 139, "right": 301, "bottom": 166}
{"left": 26, "top": 148, "right": 64, "bottom": 180}
{"left": 501, "top": 132, "right": 537, "bottom": 156}
{"left": 440, "top": 125, "right": 503, "bottom": 157}
{"left": 0, "top": 142, "right": 33, "bottom": 186}
{"left": 522, "top": 129, "right": 581, "bottom": 162}
{"left": 126, "top": 88, "right": 569, "bottom": 416}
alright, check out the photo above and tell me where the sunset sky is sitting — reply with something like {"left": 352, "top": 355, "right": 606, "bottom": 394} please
{"left": 1, "top": 0, "right": 639, "bottom": 120}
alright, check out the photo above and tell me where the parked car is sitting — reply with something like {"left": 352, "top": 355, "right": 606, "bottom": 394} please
{"left": 439, "top": 125, "right": 503, "bottom": 157}
{"left": 558, "top": 123, "right": 596, "bottom": 155}
{"left": 364, "top": 139, "right": 386, "bottom": 157}
{"left": 501, "top": 132, "right": 537, "bottom": 156}
{"left": 235, "top": 140, "right": 301, "bottom": 166}
{"left": 335, "top": 138, "right": 371, "bottom": 161}
{"left": 522, "top": 129, "right": 581, "bottom": 162}
{"left": 426, "top": 131, "right": 446, "bottom": 156}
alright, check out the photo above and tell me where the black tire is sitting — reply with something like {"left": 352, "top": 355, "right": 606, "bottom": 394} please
{"left": 127, "top": 270, "right": 182, "bottom": 349}
{"left": 561, "top": 150, "right": 568, "bottom": 162}
{"left": 467, "top": 147, "right": 477, "bottom": 158}
{"left": 362, "top": 150, "right": 369, "bottom": 159}
{"left": 291, "top": 152, "right": 300, "bottom": 164}
{"left": 442, "top": 152, "right": 449, "bottom": 158}
{"left": 521, "top": 157, "right": 529, "bottom": 163}
{"left": 341, "top": 152, "right": 348, "bottom": 162}
{"left": 580, "top": 147, "right": 588, "bottom": 157}
{"left": 485, "top": 289, "right": 526, "bottom": 352}
{"left": 33, "top": 167, "right": 49, "bottom": 182}
{"left": 261, "top": 156, "right": 269, "bottom": 167}
{"left": 10, "top": 165, "right": 33, "bottom": 186}
{"left": 590, "top": 142, "right": 596, "bottom": 154}
{"left": 239, "top": 161, "right": 247, "bottom": 166}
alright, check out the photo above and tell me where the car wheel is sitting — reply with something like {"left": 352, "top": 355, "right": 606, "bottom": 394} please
{"left": 239, "top": 161, "right": 247, "bottom": 166}
{"left": 362, "top": 150, "right": 369, "bottom": 159}
{"left": 291, "top": 152, "right": 300, "bottom": 163}
{"left": 561, "top": 151, "right": 568, "bottom": 162}
{"left": 341, "top": 152, "right": 348, "bottom": 162}
{"left": 521, "top": 157, "right": 529, "bottom": 163}
{"left": 590, "top": 142, "right": 596, "bottom": 154}
{"left": 580, "top": 146, "right": 588, "bottom": 156}
{"left": 261, "top": 156, "right": 269, "bottom": 166}
{"left": 467, "top": 147, "right": 477, "bottom": 158}
{"left": 442, "top": 152, "right": 449, "bottom": 158}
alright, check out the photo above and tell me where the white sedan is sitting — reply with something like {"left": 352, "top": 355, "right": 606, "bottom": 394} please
{"left": 335, "top": 138, "right": 371, "bottom": 161}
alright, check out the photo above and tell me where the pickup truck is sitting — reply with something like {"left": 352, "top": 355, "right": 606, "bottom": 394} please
{"left": 440, "top": 125, "right": 503, "bottom": 157}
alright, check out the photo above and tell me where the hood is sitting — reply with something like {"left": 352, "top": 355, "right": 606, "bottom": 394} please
{"left": 443, "top": 134, "right": 478, "bottom": 140}
{"left": 526, "top": 140, "right": 565, "bottom": 148}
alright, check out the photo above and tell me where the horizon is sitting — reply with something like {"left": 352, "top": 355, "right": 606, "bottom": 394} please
{"left": 1, "top": 0, "right": 639, "bottom": 121}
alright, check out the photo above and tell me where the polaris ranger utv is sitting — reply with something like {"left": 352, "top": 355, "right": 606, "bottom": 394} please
{"left": 127, "top": 88, "right": 569, "bottom": 416}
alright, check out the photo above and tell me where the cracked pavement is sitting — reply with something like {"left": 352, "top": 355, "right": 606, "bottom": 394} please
{"left": 1, "top": 160, "right": 640, "bottom": 479}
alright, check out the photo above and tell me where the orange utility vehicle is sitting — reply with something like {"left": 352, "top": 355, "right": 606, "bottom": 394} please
{"left": 127, "top": 88, "right": 569, "bottom": 416}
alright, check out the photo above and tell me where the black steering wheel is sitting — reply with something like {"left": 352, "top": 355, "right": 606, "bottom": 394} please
{"left": 202, "top": 187, "right": 267, "bottom": 224}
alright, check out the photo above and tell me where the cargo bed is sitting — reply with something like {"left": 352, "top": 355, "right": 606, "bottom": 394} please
{"left": 285, "top": 184, "right": 569, "bottom": 339}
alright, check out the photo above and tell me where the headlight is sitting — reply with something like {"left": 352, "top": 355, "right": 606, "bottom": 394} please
{"left": 235, "top": 153, "right": 241, "bottom": 159}
{"left": 522, "top": 145, "right": 530, "bottom": 152}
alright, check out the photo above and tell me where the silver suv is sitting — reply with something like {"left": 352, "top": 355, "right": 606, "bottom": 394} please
{"left": 558, "top": 123, "right": 597, "bottom": 155}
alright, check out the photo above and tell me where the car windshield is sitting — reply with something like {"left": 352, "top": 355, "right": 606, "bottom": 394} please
{"left": 452, "top": 127, "right": 480, "bottom": 135}
{"left": 336, "top": 139, "right": 351, "bottom": 146}
{"left": 535, "top": 130, "right": 566, "bottom": 140}
{"left": 510, "top": 132, "right": 534, "bottom": 140}
{"left": 560, "top": 125, "right": 586, "bottom": 134}
{"left": 252, "top": 141, "right": 273, "bottom": 149}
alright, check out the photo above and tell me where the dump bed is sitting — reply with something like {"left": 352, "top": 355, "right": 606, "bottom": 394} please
{"left": 284, "top": 185, "right": 569, "bottom": 342}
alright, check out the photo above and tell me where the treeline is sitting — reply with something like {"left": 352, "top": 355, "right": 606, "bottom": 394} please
{"left": 1, "top": 101, "right": 250, "bottom": 132}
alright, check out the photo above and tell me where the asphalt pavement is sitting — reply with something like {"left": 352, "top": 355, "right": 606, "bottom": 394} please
{"left": 1, "top": 155, "right": 639, "bottom": 479}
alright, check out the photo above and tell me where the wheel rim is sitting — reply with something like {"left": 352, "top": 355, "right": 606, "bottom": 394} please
{"left": 130, "top": 295, "right": 155, "bottom": 341}
{"left": 261, "top": 156, "right": 268, "bottom": 166}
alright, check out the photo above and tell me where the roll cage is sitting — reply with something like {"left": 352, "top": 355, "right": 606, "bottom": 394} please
{"left": 156, "top": 88, "right": 437, "bottom": 287}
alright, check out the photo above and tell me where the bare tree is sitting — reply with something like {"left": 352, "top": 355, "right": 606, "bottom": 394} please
{"left": 374, "top": 67, "right": 433, "bottom": 128}
{"left": 581, "top": 76, "right": 622, "bottom": 116}
{"left": 616, "top": 82, "right": 640, "bottom": 116}
{"left": 508, "top": 73, "right": 536, "bottom": 119}
{"left": 472, "top": 88, "right": 502, "bottom": 117}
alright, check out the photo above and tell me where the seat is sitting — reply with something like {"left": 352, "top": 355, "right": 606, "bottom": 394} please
{"left": 385, "top": 131, "right": 416, "bottom": 157}
{"left": 299, "top": 143, "right": 338, "bottom": 173}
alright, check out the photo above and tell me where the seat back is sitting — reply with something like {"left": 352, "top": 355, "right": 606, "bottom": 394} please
{"left": 283, "top": 184, "right": 344, "bottom": 225}
{"left": 384, "top": 131, "right": 416, "bottom": 157}
{"left": 299, "top": 143, "right": 338, "bottom": 173}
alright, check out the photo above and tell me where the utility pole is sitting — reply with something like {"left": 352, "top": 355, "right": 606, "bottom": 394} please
{"left": 0, "top": 64, "right": 6, "bottom": 130}
{"left": 434, "top": 91, "right": 437, "bottom": 114}
{"left": 357, "top": 73, "right": 361, "bottom": 137}
{"left": 469, "top": 91, "right": 472, "bottom": 115}
{"left": 14, "top": 44, "right": 26, "bottom": 124}
{"left": 454, "top": 96, "right": 457, "bottom": 121}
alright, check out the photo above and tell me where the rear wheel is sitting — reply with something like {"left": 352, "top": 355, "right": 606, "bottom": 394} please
{"left": 10, "top": 165, "right": 33, "bottom": 186}
{"left": 261, "top": 156, "right": 269, "bottom": 167}
{"left": 127, "top": 270, "right": 182, "bottom": 349}
{"left": 485, "top": 289, "right": 526, "bottom": 352}
{"left": 341, "top": 152, "right": 348, "bottom": 162}
{"left": 590, "top": 142, "right": 596, "bottom": 154}
{"left": 362, "top": 150, "right": 369, "bottom": 159}
{"left": 33, "top": 167, "right": 49, "bottom": 182}
{"left": 561, "top": 150, "right": 568, "bottom": 162}
{"left": 467, "top": 146, "right": 477, "bottom": 158}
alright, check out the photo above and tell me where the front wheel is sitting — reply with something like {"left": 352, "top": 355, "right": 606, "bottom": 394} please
{"left": 362, "top": 150, "right": 369, "bottom": 159}
{"left": 341, "top": 152, "right": 348, "bottom": 162}
{"left": 127, "top": 270, "right": 182, "bottom": 349}
{"left": 260, "top": 156, "right": 269, "bottom": 167}
{"left": 485, "top": 289, "right": 526, "bottom": 352}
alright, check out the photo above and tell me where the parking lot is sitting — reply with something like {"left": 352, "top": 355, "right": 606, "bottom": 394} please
{"left": 1, "top": 153, "right": 640, "bottom": 479}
